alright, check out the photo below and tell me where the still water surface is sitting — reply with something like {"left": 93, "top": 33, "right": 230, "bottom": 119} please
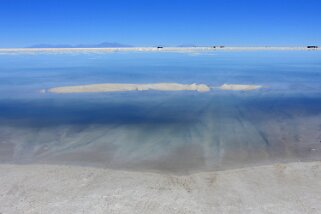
{"left": 0, "top": 51, "right": 320, "bottom": 173}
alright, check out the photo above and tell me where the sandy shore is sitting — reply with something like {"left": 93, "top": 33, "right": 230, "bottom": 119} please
{"left": 0, "top": 161, "right": 320, "bottom": 213}
{"left": 0, "top": 46, "right": 319, "bottom": 54}
{"left": 48, "top": 83, "right": 211, "bottom": 93}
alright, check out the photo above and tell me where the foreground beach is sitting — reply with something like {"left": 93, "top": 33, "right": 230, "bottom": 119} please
{"left": 1, "top": 161, "right": 320, "bottom": 213}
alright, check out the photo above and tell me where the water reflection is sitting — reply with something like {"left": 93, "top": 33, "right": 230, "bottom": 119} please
{"left": 0, "top": 51, "right": 321, "bottom": 173}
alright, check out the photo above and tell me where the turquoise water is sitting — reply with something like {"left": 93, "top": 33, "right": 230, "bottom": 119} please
{"left": 0, "top": 51, "right": 321, "bottom": 173}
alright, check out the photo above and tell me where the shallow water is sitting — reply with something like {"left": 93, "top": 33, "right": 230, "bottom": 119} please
{"left": 0, "top": 51, "right": 321, "bottom": 173}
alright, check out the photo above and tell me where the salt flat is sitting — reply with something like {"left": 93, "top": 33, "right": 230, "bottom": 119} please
{"left": 0, "top": 46, "right": 319, "bottom": 55}
{"left": 0, "top": 161, "right": 320, "bottom": 214}
{"left": 1, "top": 50, "right": 321, "bottom": 213}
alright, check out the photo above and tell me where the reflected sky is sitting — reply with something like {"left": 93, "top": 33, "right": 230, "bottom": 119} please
{"left": 0, "top": 51, "right": 321, "bottom": 173}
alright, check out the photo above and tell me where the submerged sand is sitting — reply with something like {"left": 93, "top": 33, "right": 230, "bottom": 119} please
{"left": 48, "top": 83, "right": 211, "bottom": 93}
{"left": 1, "top": 161, "right": 320, "bottom": 213}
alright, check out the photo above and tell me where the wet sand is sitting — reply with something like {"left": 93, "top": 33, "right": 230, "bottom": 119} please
{"left": 1, "top": 161, "right": 320, "bottom": 213}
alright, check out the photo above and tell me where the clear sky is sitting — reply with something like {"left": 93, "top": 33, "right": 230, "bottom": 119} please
{"left": 0, "top": 0, "right": 321, "bottom": 47}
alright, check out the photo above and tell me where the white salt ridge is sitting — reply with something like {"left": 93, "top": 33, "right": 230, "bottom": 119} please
{"left": 218, "top": 84, "right": 263, "bottom": 91}
{"left": 48, "top": 83, "right": 211, "bottom": 93}
{"left": 48, "top": 83, "right": 263, "bottom": 94}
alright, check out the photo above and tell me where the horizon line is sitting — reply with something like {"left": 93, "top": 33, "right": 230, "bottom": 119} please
{"left": 0, "top": 46, "right": 319, "bottom": 52}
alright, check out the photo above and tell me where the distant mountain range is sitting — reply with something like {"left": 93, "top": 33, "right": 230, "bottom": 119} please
{"left": 27, "top": 42, "right": 132, "bottom": 48}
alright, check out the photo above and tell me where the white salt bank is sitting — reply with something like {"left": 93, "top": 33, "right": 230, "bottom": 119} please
{"left": 48, "top": 83, "right": 211, "bottom": 93}
{"left": 219, "top": 84, "right": 263, "bottom": 91}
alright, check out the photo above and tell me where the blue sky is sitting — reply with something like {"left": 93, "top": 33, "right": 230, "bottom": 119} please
{"left": 0, "top": 0, "right": 320, "bottom": 47}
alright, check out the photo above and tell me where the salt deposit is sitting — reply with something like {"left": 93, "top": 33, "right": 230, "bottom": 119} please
{"left": 219, "top": 84, "right": 263, "bottom": 91}
{"left": 48, "top": 83, "right": 211, "bottom": 93}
